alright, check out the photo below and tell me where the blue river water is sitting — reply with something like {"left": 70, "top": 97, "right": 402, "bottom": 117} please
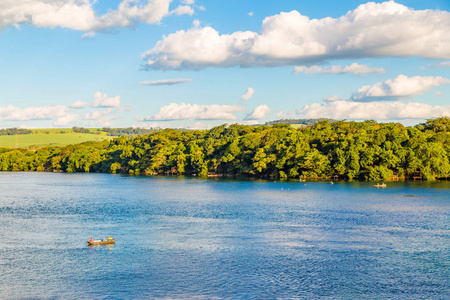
{"left": 0, "top": 173, "right": 449, "bottom": 299}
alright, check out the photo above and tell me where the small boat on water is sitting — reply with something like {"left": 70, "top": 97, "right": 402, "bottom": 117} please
{"left": 87, "top": 238, "right": 115, "bottom": 245}
{"left": 374, "top": 183, "right": 387, "bottom": 188}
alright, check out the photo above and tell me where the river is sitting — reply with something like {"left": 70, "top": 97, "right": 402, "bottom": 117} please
{"left": 0, "top": 173, "right": 449, "bottom": 299}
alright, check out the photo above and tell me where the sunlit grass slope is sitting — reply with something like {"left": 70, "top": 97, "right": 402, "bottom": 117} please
{"left": 0, "top": 130, "right": 113, "bottom": 148}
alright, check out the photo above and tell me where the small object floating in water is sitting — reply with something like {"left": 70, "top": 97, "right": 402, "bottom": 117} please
{"left": 87, "top": 237, "right": 116, "bottom": 245}
{"left": 329, "top": 181, "right": 334, "bottom": 185}
{"left": 373, "top": 183, "right": 387, "bottom": 188}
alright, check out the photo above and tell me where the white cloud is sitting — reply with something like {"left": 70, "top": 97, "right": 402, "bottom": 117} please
{"left": 81, "top": 31, "right": 96, "bottom": 39}
{"left": 68, "top": 101, "right": 90, "bottom": 109}
{"left": 143, "top": 26, "right": 258, "bottom": 69}
{"left": 297, "top": 101, "right": 450, "bottom": 120}
{"left": 248, "top": 12, "right": 254, "bottom": 17}
{"left": 0, "top": 104, "right": 82, "bottom": 126}
{"left": 421, "top": 61, "right": 450, "bottom": 69}
{"left": 54, "top": 113, "right": 82, "bottom": 126}
{"left": 242, "top": 87, "right": 255, "bottom": 101}
{"left": 435, "top": 61, "right": 450, "bottom": 68}
{"left": 0, "top": 105, "right": 68, "bottom": 121}
{"left": 192, "top": 19, "right": 201, "bottom": 28}
{"left": 84, "top": 108, "right": 116, "bottom": 127}
{"left": 139, "top": 78, "right": 192, "bottom": 86}
{"left": 323, "top": 95, "right": 343, "bottom": 102}
{"left": 169, "top": 5, "right": 195, "bottom": 16}
{"left": 0, "top": 92, "right": 126, "bottom": 127}
{"left": 92, "top": 91, "right": 121, "bottom": 108}
{"left": 0, "top": 0, "right": 195, "bottom": 33}
{"left": 141, "top": 103, "right": 245, "bottom": 121}
{"left": 182, "top": 0, "right": 195, "bottom": 4}
{"left": 436, "top": 91, "right": 443, "bottom": 97}
{"left": 294, "top": 63, "right": 386, "bottom": 75}
{"left": 351, "top": 75, "right": 450, "bottom": 102}
{"left": 143, "top": 1, "right": 450, "bottom": 70}
{"left": 245, "top": 104, "right": 271, "bottom": 120}
{"left": 276, "top": 110, "right": 297, "bottom": 119}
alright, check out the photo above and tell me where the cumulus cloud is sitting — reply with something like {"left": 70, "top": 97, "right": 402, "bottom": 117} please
{"left": 248, "top": 12, "right": 254, "bottom": 17}
{"left": 142, "top": 1, "right": 450, "bottom": 70}
{"left": 54, "top": 113, "right": 82, "bottom": 126}
{"left": 84, "top": 108, "right": 117, "bottom": 127}
{"left": 297, "top": 101, "right": 450, "bottom": 120}
{"left": 0, "top": 91, "right": 126, "bottom": 127}
{"left": 92, "top": 91, "right": 121, "bottom": 108}
{"left": 169, "top": 5, "right": 195, "bottom": 16}
{"left": 68, "top": 101, "right": 90, "bottom": 109}
{"left": 242, "top": 87, "right": 255, "bottom": 101}
{"left": 192, "top": 19, "right": 201, "bottom": 28}
{"left": 323, "top": 95, "right": 343, "bottom": 102}
{"left": 0, "top": 104, "right": 82, "bottom": 126}
{"left": 276, "top": 110, "right": 296, "bottom": 119}
{"left": 139, "top": 78, "right": 192, "bottom": 86}
{"left": 0, "top": 105, "right": 68, "bottom": 121}
{"left": 140, "top": 103, "right": 245, "bottom": 121}
{"left": 0, "top": 0, "right": 195, "bottom": 33}
{"left": 351, "top": 75, "right": 450, "bottom": 102}
{"left": 294, "top": 63, "right": 386, "bottom": 75}
{"left": 245, "top": 104, "right": 271, "bottom": 120}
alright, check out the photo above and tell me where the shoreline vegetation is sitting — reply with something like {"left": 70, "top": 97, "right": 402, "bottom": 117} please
{"left": 0, "top": 118, "right": 449, "bottom": 182}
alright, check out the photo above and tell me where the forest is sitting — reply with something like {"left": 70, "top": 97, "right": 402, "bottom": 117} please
{"left": 0, "top": 118, "right": 449, "bottom": 181}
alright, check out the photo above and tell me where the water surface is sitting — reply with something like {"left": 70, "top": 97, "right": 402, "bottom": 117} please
{"left": 0, "top": 173, "right": 449, "bottom": 298}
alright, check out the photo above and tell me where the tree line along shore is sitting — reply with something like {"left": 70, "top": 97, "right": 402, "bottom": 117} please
{"left": 0, "top": 118, "right": 449, "bottom": 181}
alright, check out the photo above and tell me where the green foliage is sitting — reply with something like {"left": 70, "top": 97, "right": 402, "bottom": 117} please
{"left": 0, "top": 128, "right": 32, "bottom": 136}
{"left": 0, "top": 119, "right": 449, "bottom": 181}
{"left": 72, "top": 126, "right": 91, "bottom": 134}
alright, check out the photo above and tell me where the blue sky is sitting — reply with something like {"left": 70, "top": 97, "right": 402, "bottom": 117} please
{"left": 0, "top": 0, "right": 449, "bottom": 129}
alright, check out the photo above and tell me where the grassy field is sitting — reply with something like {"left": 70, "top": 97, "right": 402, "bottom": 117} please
{"left": 30, "top": 128, "right": 103, "bottom": 134}
{"left": 290, "top": 124, "right": 306, "bottom": 129}
{"left": 0, "top": 132, "right": 113, "bottom": 148}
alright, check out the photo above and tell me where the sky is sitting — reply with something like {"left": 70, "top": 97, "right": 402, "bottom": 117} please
{"left": 0, "top": 0, "right": 449, "bottom": 129}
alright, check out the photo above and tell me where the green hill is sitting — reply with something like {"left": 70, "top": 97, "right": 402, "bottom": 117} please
{"left": 0, "top": 126, "right": 163, "bottom": 148}
{"left": 0, "top": 132, "right": 112, "bottom": 148}
{"left": 266, "top": 118, "right": 332, "bottom": 127}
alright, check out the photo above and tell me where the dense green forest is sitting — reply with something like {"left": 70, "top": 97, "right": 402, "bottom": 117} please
{"left": 0, "top": 118, "right": 449, "bottom": 181}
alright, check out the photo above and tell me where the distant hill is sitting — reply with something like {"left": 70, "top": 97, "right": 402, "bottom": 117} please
{"left": 100, "top": 127, "right": 161, "bottom": 136}
{"left": 265, "top": 118, "right": 332, "bottom": 127}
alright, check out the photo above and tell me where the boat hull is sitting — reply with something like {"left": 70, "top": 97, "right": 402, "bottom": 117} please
{"left": 87, "top": 239, "right": 115, "bottom": 245}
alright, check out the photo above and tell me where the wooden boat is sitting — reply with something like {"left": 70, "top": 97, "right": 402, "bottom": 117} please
{"left": 87, "top": 239, "right": 116, "bottom": 245}
{"left": 373, "top": 183, "right": 387, "bottom": 188}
